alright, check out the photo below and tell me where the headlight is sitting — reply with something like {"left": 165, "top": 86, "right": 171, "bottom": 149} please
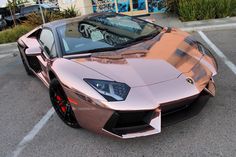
{"left": 197, "top": 42, "right": 214, "bottom": 58}
{"left": 84, "top": 79, "right": 130, "bottom": 102}
{"left": 197, "top": 42, "right": 218, "bottom": 70}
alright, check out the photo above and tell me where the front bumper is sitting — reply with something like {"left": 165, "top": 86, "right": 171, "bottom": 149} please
{"left": 63, "top": 86, "right": 161, "bottom": 139}
{"left": 102, "top": 90, "right": 211, "bottom": 139}
{"left": 63, "top": 77, "right": 215, "bottom": 139}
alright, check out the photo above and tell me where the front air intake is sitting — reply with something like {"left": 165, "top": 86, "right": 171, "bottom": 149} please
{"left": 103, "top": 110, "right": 154, "bottom": 136}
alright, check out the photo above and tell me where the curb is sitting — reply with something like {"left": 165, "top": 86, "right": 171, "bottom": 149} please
{"left": 180, "top": 23, "right": 236, "bottom": 32}
{"left": 0, "top": 42, "right": 18, "bottom": 54}
{"left": 144, "top": 15, "right": 236, "bottom": 32}
{"left": 0, "top": 42, "right": 17, "bottom": 48}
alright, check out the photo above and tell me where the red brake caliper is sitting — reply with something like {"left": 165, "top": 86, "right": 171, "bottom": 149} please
{"left": 56, "top": 95, "right": 66, "bottom": 113}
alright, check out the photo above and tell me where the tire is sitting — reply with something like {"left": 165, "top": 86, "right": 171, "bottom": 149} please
{"left": 49, "top": 79, "right": 81, "bottom": 128}
{"left": 19, "top": 52, "right": 34, "bottom": 76}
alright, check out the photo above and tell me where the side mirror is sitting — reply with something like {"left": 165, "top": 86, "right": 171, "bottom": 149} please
{"left": 25, "top": 46, "right": 42, "bottom": 56}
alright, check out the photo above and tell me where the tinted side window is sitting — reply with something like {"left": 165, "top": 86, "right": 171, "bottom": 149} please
{"left": 31, "top": 5, "right": 39, "bottom": 12}
{"left": 21, "top": 7, "right": 30, "bottom": 14}
{"left": 39, "top": 29, "right": 57, "bottom": 58}
{"left": 21, "top": 5, "right": 39, "bottom": 14}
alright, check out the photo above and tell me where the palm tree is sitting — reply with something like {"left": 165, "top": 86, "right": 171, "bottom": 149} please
{"left": 8, "top": 0, "right": 17, "bottom": 27}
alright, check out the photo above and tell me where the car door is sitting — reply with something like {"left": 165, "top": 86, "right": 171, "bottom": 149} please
{"left": 38, "top": 28, "right": 57, "bottom": 83}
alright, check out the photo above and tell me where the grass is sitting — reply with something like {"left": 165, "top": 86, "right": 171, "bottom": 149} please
{"left": 0, "top": 25, "right": 33, "bottom": 44}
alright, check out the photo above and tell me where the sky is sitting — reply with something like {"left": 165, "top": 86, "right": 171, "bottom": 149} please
{"left": 0, "top": 0, "right": 7, "bottom": 7}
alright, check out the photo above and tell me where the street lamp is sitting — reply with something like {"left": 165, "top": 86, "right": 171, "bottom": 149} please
{"left": 38, "top": 0, "right": 45, "bottom": 24}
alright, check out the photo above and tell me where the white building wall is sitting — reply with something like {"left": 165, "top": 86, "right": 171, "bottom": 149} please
{"left": 58, "top": 0, "right": 93, "bottom": 15}
{"left": 0, "top": 0, "right": 7, "bottom": 7}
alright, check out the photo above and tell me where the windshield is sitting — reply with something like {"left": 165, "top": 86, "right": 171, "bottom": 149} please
{"left": 57, "top": 14, "right": 162, "bottom": 55}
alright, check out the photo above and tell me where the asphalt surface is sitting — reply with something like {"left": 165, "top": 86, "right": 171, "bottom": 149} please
{"left": 0, "top": 29, "right": 236, "bottom": 157}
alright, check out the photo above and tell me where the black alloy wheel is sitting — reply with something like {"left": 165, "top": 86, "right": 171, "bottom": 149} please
{"left": 49, "top": 79, "right": 80, "bottom": 128}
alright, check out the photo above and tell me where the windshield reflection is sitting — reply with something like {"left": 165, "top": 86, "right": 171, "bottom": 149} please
{"left": 57, "top": 14, "right": 161, "bottom": 55}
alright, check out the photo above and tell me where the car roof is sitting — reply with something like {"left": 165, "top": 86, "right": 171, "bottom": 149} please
{"left": 24, "top": 4, "right": 51, "bottom": 8}
{"left": 43, "top": 12, "right": 118, "bottom": 30}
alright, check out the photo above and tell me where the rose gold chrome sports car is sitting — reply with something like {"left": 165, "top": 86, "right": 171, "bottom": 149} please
{"left": 17, "top": 13, "right": 218, "bottom": 139}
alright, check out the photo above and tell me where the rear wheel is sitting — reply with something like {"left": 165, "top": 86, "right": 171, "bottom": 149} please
{"left": 49, "top": 79, "right": 80, "bottom": 128}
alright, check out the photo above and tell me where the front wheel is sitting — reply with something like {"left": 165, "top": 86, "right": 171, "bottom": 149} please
{"left": 49, "top": 79, "right": 81, "bottom": 128}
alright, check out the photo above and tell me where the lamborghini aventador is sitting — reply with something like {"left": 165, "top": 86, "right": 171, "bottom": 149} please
{"left": 17, "top": 13, "right": 218, "bottom": 138}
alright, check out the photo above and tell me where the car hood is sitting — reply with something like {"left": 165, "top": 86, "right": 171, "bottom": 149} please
{"left": 74, "top": 58, "right": 181, "bottom": 87}
{"left": 71, "top": 29, "right": 203, "bottom": 87}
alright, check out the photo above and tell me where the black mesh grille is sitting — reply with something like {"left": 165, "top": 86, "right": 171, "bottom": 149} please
{"left": 104, "top": 110, "right": 154, "bottom": 136}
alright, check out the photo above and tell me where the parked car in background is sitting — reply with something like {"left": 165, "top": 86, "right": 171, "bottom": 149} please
{"left": 0, "top": 14, "right": 7, "bottom": 31}
{"left": 5, "top": 4, "right": 59, "bottom": 26}
{"left": 0, "top": 7, "right": 10, "bottom": 17}
{"left": 0, "top": 7, "right": 9, "bottom": 30}
{"left": 41, "top": 2, "right": 59, "bottom": 10}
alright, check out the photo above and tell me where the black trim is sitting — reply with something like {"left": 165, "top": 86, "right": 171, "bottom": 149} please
{"left": 162, "top": 91, "right": 211, "bottom": 127}
{"left": 104, "top": 110, "right": 154, "bottom": 136}
{"left": 133, "top": 14, "right": 151, "bottom": 17}
{"left": 27, "top": 56, "right": 42, "bottom": 73}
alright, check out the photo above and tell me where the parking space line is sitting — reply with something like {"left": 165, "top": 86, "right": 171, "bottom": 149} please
{"left": 198, "top": 31, "right": 236, "bottom": 75}
{"left": 0, "top": 54, "right": 12, "bottom": 59}
{"left": 7, "top": 108, "right": 55, "bottom": 157}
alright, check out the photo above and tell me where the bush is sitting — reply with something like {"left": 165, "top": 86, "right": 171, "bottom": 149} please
{"left": 0, "top": 24, "right": 33, "bottom": 44}
{"left": 166, "top": 0, "right": 179, "bottom": 14}
{"left": 24, "top": 7, "right": 80, "bottom": 27}
{"left": 63, "top": 5, "right": 79, "bottom": 18}
{"left": 167, "top": 0, "right": 236, "bottom": 21}
{"left": 230, "top": 0, "right": 236, "bottom": 15}
{"left": 24, "top": 11, "right": 65, "bottom": 27}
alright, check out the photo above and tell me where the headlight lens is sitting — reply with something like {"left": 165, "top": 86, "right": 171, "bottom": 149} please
{"left": 197, "top": 42, "right": 214, "bottom": 57}
{"left": 197, "top": 42, "right": 218, "bottom": 70}
{"left": 84, "top": 79, "right": 130, "bottom": 102}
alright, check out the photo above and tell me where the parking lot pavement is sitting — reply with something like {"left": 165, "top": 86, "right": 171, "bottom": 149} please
{"left": 0, "top": 29, "right": 236, "bottom": 157}
{"left": 203, "top": 30, "right": 236, "bottom": 65}
{"left": 0, "top": 54, "right": 52, "bottom": 157}
{"left": 0, "top": 43, "right": 18, "bottom": 60}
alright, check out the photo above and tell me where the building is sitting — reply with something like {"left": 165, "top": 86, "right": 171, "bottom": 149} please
{"left": 58, "top": 0, "right": 166, "bottom": 16}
